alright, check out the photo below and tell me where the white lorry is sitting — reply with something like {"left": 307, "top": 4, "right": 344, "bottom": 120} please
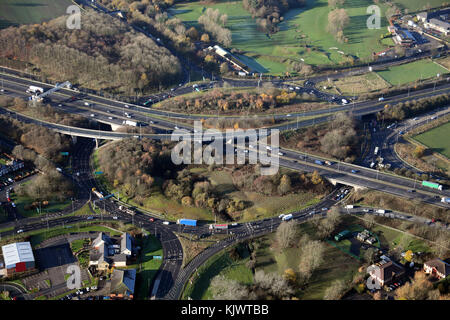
{"left": 123, "top": 120, "right": 137, "bottom": 127}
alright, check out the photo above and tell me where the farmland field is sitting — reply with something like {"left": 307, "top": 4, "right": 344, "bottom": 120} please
{"left": 170, "top": 0, "right": 390, "bottom": 74}
{"left": 0, "top": 0, "right": 73, "bottom": 29}
{"left": 393, "top": 0, "right": 446, "bottom": 12}
{"left": 318, "top": 72, "right": 390, "bottom": 95}
{"left": 413, "top": 121, "right": 450, "bottom": 159}
{"left": 376, "top": 60, "right": 449, "bottom": 85}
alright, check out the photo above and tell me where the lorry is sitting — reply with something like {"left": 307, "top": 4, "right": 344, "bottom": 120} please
{"left": 376, "top": 209, "right": 386, "bottom": 214}
{"left": 341, "top": 99, "right": 348, "bottom": 105}
{"left": 91, "top": 187, "right": 104, "bottom": 199}
{"left": 123, "top": 120, "right": 137, "bottom": 127}
{"left": 422, "top": 181, "right": 443, "bottom": 191}
{"left": 118, "top": 205, "right": 135, "bottom": 215}
{"left": 209, "top": 224, "right": 228, "bottom": 230}
{"left": 314, "top": 160, "right": 324, "bottom": 165}
{"left": 26, "top": 86, "right": 44, "bottom": 94}
{"left": 177, "top": 219, "right": 197, "bottom": 226}
{"left": 56, "top": 167, "right": 63, "bottom": 173}
{"left": 345, "top": 205, "right": 354, "bottom": 209}
{"left": 370, "top": 162, "right": 376, "bottom": 168}
{"left": 441, "top": 197, "right": 450, "bottom": 203}
{"left": 282, "top": 214, "right": 293, "bottom": 221}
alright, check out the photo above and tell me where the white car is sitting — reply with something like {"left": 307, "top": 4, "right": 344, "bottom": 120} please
{"left": 112, "top": 216, "right": 118, "bottom": 220}
{"left": 90, "top": 114, "right": 95, "bottom": 117}
{"left": 321, "top": 207, "right": 328, "bottom": 211}
{"left": 108, "top": 116, "right": 113, "bottom": 120}
{"left": 11, "top": 202, "right": 16, "bottom": 208}
{"left": 279, "top": 214, "right": 285, "bottom": 219}
{"left": 378, "top": 97, "right": 384, "bottom": 101}
{"left": 124, "top": 104, "right": 130, "bottom": 108}
{"left": 17, "top": 229, "right": 23, "bottom": 234}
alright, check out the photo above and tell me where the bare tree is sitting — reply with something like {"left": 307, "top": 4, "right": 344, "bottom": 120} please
{"left": 324, "top": 279, "right": 348, "bottom": 300}
{"left": 298, "top": 240, "right": 326, "bottom": 280}
{"left": 276, "top": 220, "right": 298, "bottom": 250}
{"left": 210, "top": 275, "right": 249, "bottom": 300}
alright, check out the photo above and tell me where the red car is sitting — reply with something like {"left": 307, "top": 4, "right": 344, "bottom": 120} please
{"left": 149, "top": 218, "right": 154, "bottom": 222}
{"left": 7, "top": 197, "right": 11, "bottom": 202}
{"left": 431, "top": 218, "right": 436, "bottom": 223}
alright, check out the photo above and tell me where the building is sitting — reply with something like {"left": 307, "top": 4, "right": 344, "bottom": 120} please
{"left": 424, "top": 258, "right": 450, "bottom": 279}
{"left": 208, "top": 45, "right": 252, "bottom": 75}
{"left": 425, "top": 18, "right": 450, "bottom": 35}
{"left": 393, "top": 29, "right": 416, "bottom": 46}
{"left": 334, "top": 230, "right": 352, "bottom": 242}
{"left": 368, "top": 260, "right": 405, "bottom": 287}
{"left": 417, "top": 8, "right": 450, "bottom": 35}
{"left": 110, "top": 268, "right": 136, "bottom": 299}
{"left": 1, "top": 242, "right": 35, "bottom": 276}
{"left": 0, "top": 159, "right": 24, "bottom": 177}
{"left": 89, "top": 232, "right": 133, "bottom": 270}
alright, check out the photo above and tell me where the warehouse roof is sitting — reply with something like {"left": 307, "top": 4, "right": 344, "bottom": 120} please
{"left": 1, "top": 242, "right": 35, "bottom": 267}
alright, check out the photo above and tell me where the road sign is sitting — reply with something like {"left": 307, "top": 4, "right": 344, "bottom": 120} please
{"left": 152, "top": 256, "right": 162, "bottom": 260}
{"left": 94, "top": 171, "right": 103, "bottom": 175}
{"left": 61, "top": 152, "right": 69, "bottom": 156}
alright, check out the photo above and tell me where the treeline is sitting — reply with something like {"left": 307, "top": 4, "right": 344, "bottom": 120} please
{"left": 377, "top": 93, "right": 450, "bottom": 121}
{"left": 97, "top": 138, "right": 331, "bottom": 221}
{"left": 0, "top": 115, "right": 71, "bottom": 164}
{"left": 242, "top": 0, "right": 307, "bottom": 34}
{"left": 0, "top": 115, "right": 74, "bottom": 201}
{"left": 282, "top": 112, "right": 361, "bottom": 162}
{"left": 198, "top": 8, "right": 232, "bottom": 46}
{"left": 1, "top": 96, "right": 92, "bottom": 129}
{"left": 159, "top": 87, "right": 317, "bottom": 114}
{"left": 0, "top": 11, "right": 182, "bottom": 94}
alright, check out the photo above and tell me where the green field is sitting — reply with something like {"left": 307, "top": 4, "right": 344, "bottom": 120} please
{"left": 413, "top": 122, "right": 450, "bottom": 159}
{"left": 170, "top": 0, "right": 390, "bottom": 73}
{"left": 376, "top": 60, "right": 449, "bottom": 86}
{"left": 0, "top": 0, "right": 73, "bottom": 29}
{"left": 393, "top": 0, "right": 446, "bottom": 12}
{"left": 127, "top": 235, "right": 163, "bottom": 300}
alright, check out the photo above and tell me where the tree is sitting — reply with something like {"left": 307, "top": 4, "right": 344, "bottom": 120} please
{"left": 276, "top": 220, "right": 297, "bottom": 250}
{"left": 364, "top": 247, "right": 377, "bottom": 264}
{"left": 251, "top": 270, "right": 295, "bottom": 299}
{"left": 324, "top": 279, "right": 347, "bottom": 300}
{"left": 283, "top": 268, "right": 297, "bottom": 284}
{"left": 395, "top": 272, "right": 433, "bottom": 300}
{"left": 327, "top": 8, "right": 350, "bottom": 42}
{"left": 200, "top": 33, "right": 210, "bottom": 42}
{"left": 434, "top": 233, "right": 450, "bottom": 257}
{"left": 298, "top": 240, "right": 325, "bottom": 280}
{"left": 219, "top": 62, "right": 229, "bottom": 74}
{"left": 210, "top": 275, "right": 248, "bottom": 300}
{"left": 278, "top": 174, "right": 292, "bottom": 195}
{"left": 311, "top": 170, "right": 323, "bottom": 185}
{"left": 413, "top": 145, "right": 426, "bottom": 158}
{"left": 363, "top": 213, "right": 376, "bottom": 229}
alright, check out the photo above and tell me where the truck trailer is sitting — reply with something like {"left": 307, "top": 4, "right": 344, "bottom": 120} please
{"left": 123, "top": 120, "right": 137, "bottom": 127}
{"left": 177, "top": 219, "right": 197, "bottom": 226}
{"left": 422, "top": 181, "right": 443, "bottom": 191}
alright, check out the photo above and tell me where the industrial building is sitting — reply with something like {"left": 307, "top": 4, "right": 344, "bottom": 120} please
{"left": 1, "top": 242, "right": 36, "bottom": 276}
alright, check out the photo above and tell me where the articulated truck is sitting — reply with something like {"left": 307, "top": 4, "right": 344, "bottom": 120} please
{"left": 26, "top": 86, "right": 44, "bottom": 94}
{"left": 209, "top": 224, "right": 228, "bottom": 230}
{"left": 123, "top": 120, "right": 137, "bottom": 127}
{"left": 422, "top": 181, "right": 443, "bottom": 191}
{"left": 91, "top": 187, "right": 104, "bottom": 199}
{"left": 177, "top": 219, "right": 197, "bottom": 226}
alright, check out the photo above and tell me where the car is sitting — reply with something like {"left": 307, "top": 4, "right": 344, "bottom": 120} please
{"left": 90, "top": 114, "right": 95, "bottom": 117}
{"left": 112, "top": 216, "right": 118, "bottom": 220}
{"left": 413, "top": 117, "right": 419, "bottom": 121}
{"left": 278, "top": 214, "right": 285, "bottom": 219}
{"left": 84, "top": 102, "right": 90, "bottom": 106}
{"left": 16, "top": 229, "right": 23, "bottom": 234}
{"left": 399, "top": 131, "right": 404, "bottom": 135}
{"left": 430, "top": 116, "right": 437, "bottom": 120}
{"left": 108, "top": 116, "right": 114, "bottom": 120}
{"left": 124, "top": 104, "right": 129, "bottom": 108}
{"left": 149, "top": 218, "right": 154, "bottom": 222}
{"left": 286, "top": 114, "right": 291, "bottom": 117}
{"left": 351, "top": 169, "right": 359, "bottom": 173}
{"left": 174, "top": 126, "right": 179, "bottom": 130}
{"left": 90, "top": 286, "right": 97, "bottom": 291}
{"left": 321, "top": 207, "right": 328, "bottom": 211}
{"left": 378, "top": 97, "right": 385, "bottom": 101}
{"left": 11, "top": 202, "right": 16, "bottom": 208}
{"left": 58, "top": 104, "right": 62, "bottom": 107}
{"left": 87, "top": 216, "right": 94, "bottom": 220}
{"left": 407, "top": 189, "right": 416, "bottom": 193}
{"left": 7, "top": 197, "right": 11, "bottom": 202}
